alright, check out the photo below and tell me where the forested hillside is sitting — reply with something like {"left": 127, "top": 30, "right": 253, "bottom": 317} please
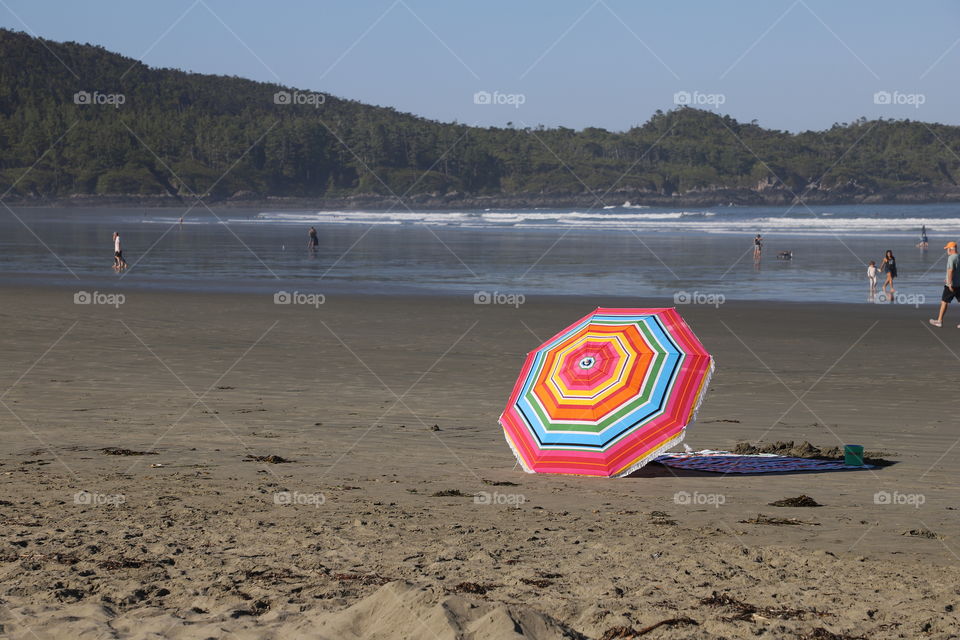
{"left": 2, "top": 28, "right": 959, "bottom": 205}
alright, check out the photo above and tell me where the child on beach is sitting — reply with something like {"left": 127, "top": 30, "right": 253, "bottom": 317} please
{"left": 867, "top": 261, "right": 878, "bottom": 296}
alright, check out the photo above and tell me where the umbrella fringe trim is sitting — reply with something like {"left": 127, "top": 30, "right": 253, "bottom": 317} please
{"left": 687, "top": 357, "right": 715, "bottom": 429}
{"left": 502, "top": 426, "right": 536, "bottom": 474}
{"left": 615, "top": 356, "right": 714, "bottom": 477}
{"left": 613, "top": 430, "right": 686, "bottom": 477}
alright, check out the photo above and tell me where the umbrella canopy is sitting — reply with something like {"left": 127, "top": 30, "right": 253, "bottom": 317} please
{"left": 499, "top": 307, "right": 714, "bottom": 477}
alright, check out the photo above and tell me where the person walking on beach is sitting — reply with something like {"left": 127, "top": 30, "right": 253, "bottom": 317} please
{"left": 880, "top": 249, "right": 897, "bottom": 299}
{"left": 867, "top": 260, "right": 878, "bottom": 297}
{"left": 112, "top": 231, "right": 127, "bottom": 271}
{"left": 307, "top": 226, "right": 319, "bottom": 253}
{"left": 929, "top": 242, "right": 960, "bottom": 327}
{"left": 753, "top": 233, "right": 763, "bottom": 261}
{"left": 918, "top": 225, "right": 929, "bottom": 250}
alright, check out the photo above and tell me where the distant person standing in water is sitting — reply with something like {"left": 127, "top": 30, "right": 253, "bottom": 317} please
{"left": 753, "top": 233, "right": 763, "bottom": 260}
{"left": 930, "top": 242, "right": 960, "bottom": 327}
{"left": 880, "top": 249, "right": 897, "bottom": 299}
{"left": 307, "top": 226, "right": 319, "bottom": 252}
{"left": 918, "top": 224, "right": 929, "bottom": 250}
{"left": 112, "top": 231, "right": 127, "bottom": 271}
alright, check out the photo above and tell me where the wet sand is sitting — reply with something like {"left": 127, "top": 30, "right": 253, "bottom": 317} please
{"left": 1, "top": 286, "right": 958, "bottom": 639}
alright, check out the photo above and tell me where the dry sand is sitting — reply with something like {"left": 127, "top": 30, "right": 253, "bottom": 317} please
{"left": 1, "top": 286, "right": 959, "bottom": 639}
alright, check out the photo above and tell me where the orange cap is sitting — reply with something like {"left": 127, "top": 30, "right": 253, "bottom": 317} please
{"left": 946, "top": 241, "right": 958, "bottom": 249}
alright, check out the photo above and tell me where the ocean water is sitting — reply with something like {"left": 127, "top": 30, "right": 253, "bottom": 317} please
{"left": 1, "top": 203, "right": 957, "bottom": 303}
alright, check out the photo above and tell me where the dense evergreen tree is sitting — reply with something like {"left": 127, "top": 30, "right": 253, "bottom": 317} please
{"left": 1, "top": 29, "right": 958, "bottom": 201}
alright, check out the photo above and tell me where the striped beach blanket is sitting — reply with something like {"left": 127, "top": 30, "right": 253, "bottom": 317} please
{"left": 654, "top": 449, "right": 871, "bottom": 474}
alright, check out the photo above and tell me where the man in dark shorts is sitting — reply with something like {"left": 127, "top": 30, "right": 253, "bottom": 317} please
{"left": 930, "top": 241, "right": 960, "bottom": 327}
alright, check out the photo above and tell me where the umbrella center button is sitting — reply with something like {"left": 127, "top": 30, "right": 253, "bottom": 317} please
{"left": 578, "top": 357, "right": 596, "bottom": 370}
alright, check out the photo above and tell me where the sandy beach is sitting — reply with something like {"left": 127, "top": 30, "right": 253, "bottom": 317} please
{"left": 1, "top": 286, "right": 959, "bottom": 639}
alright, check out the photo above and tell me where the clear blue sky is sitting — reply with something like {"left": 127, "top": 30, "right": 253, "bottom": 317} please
{"left": 3, "top": 0, "right": 958, "bottom": 132}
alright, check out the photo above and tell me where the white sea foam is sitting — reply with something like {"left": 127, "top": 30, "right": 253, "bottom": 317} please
{"left": 250, "top": 209, "right": 716, "bottom": 228}
{"left": 603, "top": 201, "right": 650, "bottom": 209}
{"left": 138, "top": 209, "right": 960, "bottom": 237}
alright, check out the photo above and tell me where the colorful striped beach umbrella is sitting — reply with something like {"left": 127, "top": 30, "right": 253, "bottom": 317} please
{"left": 499, "top": 308, "right": 714, "bottom": 477}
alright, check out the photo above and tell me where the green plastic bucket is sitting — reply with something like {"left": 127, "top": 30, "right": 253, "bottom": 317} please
{"left": 844, "top": 444, "right": 864, "bottom": 466}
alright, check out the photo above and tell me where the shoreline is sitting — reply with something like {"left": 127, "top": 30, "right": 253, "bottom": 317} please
{"left": 0, "top": 277, "right": 946, "bottom": 314}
